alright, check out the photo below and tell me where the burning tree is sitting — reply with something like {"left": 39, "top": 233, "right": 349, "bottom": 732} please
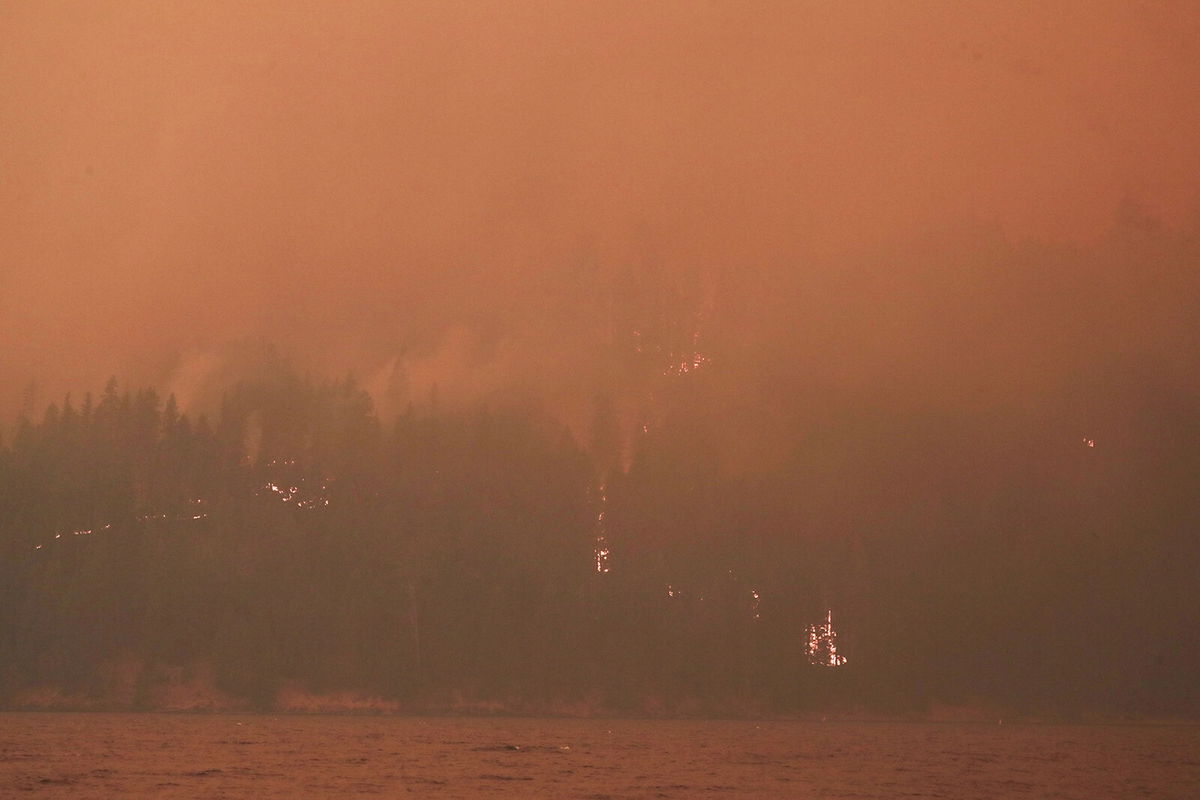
{"left": 807, "top": 609, "right": 847, "bottom": 667}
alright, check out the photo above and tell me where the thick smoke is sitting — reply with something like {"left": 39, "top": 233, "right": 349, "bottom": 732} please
{"left": 2, "top": 1, "right": 1199, "bottom": 432}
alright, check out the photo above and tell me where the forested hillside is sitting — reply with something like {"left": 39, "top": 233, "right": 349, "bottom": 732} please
{"left": 2, "top": 343, "right": 1197, "bottom": 716}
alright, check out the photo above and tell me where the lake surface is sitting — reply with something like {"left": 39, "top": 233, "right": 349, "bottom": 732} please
{"left": 1, "top": 713, "right": 1197, "bottom": 798}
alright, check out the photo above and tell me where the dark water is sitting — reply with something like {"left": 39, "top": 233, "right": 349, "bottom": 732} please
{"left": 1, "top": 713, "right": 1197, "bottom": 798}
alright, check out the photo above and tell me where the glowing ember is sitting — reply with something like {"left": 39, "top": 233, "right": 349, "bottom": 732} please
{"left": 593, "top": 482, "right": 611, "bottom": 573}
{"left": 594, "top": 545, "right": 611, "bottom": 573}
{"left": 258, "top": 477, "right": 330, "bottom": 509}
{"left": 32, "top": 505, "right": 208, "bottom": 551}
{"left": 662, "top": 330, "right": 711, "bottom": 376}
{"left": 806, "top": 609, "right": 847, "bottom": 667}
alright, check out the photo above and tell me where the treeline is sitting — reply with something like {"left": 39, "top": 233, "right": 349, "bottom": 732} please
{"left": 1, "top": 350, "right": 1198, "bottom": 716}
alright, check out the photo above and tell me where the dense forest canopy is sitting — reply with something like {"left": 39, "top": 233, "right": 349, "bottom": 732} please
{"left": 2, "top": 223, "right": 1198, "bottom": 716}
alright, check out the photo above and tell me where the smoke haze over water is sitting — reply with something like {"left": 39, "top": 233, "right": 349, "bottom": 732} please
{"left": 3, "top": 1, "right": 1199, "bottom": 432}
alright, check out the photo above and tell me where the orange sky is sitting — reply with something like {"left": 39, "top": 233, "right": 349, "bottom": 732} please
{"left": 2, "top": 1, "right": 1199, "bottom": 420}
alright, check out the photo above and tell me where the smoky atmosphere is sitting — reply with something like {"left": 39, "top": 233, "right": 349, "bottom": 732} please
{"left": 2, "top": 0, "right": 1200, "bottom": 730}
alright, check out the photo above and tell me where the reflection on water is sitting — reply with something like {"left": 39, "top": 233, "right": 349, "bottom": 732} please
{"left": 1, "top": 713, "right": 1197, "bottom": 799}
